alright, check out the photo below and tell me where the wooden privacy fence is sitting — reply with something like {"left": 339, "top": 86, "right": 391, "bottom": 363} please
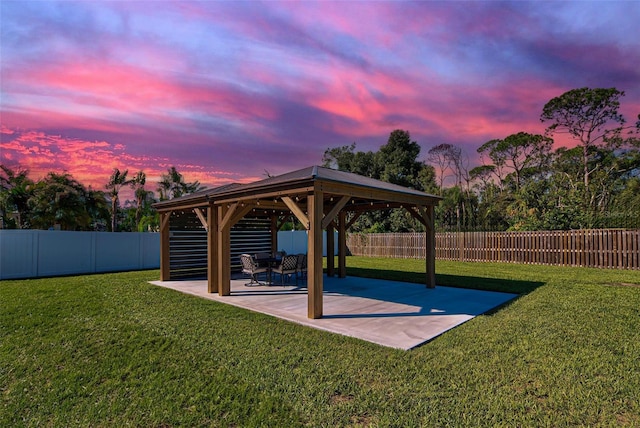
{"left": 346, "top": 229, "right": 640, "bottom": 270}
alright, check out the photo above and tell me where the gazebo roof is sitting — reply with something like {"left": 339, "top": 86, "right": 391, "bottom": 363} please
{"left": 154, "top": 165, "right": 441, "bottom": 211}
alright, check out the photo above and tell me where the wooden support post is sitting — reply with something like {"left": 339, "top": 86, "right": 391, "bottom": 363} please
{"left": 425, "top": 205, "right": 436, "bottom": 288}
{"left": 338, "top": 210, "right": 347, "bottom": 278}
{"left": 217, "top": 205, "right": 231, "bottom": 296}
{"left": 307, "top": 191, "right": 324, "bottom": 319}
{"left": 160, "top": 212, "right": 171, "bottom": 281}
{"left": 326, "top": 222, "right": 335, "bottom": 277}
{"left": 207, "top": 205, "right": 218, "bottom": 293}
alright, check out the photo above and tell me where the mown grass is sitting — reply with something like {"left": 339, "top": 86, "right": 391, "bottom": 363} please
{"left": 2, "top": 258, "right": 639, "bottom": 427}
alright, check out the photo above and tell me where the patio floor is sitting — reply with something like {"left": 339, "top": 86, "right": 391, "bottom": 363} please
{"left": 149, "top": 276, "right": 517, "bottom": 350}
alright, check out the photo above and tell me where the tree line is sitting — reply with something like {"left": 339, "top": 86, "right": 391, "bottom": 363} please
{"left": 2, "top": 87, "right": 638, "bottom": 233}
{"left": 0, "top": 166, "right": 203, "bottom": 231}
{"left": 323, "top": 87, "right": 640, "bottom": 232}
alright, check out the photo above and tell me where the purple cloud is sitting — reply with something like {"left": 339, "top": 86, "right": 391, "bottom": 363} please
{"left": 1, "top": 0, "right": 638, "bottom": 193}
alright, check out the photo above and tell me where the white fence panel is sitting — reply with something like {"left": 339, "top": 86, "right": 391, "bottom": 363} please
{"left": 0, "top": 230, "right": 160, "bottom": 280}
{"left": 37, "top": 231, "right": 95, "bottom": 277}
{"left": 0, "top": 230, "right": 38, "bottom": 279}
{"left": 276, "top": 230, "right": 338, "bottom": 256}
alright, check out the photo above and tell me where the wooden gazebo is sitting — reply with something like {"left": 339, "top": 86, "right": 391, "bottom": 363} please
{"left": 153, "top": 166, "right": 441, "bottom": 319}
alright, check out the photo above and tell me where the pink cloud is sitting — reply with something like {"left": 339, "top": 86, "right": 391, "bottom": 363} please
{"left": 0, "top": 125, "right": 251, "bottom": 201}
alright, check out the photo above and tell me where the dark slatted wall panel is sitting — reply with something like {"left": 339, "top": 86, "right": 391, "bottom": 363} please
{"left": 231, "top": 218, "right": 272, "bottom": 272}
{"left": 169, "top": 211, "right": 207, "bottom": 280}
{"left": 169, "top": 212, "right": 272, "bottom": 280}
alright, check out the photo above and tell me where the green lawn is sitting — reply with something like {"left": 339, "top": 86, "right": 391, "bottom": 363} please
{"left": 2, "top": 258, "right": 639, "bottom": 427}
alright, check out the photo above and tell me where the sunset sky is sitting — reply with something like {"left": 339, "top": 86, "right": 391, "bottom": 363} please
{"left": 1, "top": 1, "right": 639, "bottom": 199}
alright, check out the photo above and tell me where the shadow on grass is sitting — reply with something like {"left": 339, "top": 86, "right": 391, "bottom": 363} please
{"left": 344, "top": 267, "right": 544, "bottom": 295}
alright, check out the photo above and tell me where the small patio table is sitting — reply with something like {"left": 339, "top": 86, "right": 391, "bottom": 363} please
{"left": 254, "top": 255, "right": 281, "bottom": 285}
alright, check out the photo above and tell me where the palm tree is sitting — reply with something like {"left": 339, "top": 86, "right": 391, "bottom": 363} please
{"left": 130, "top": 171, "right": 150, "bottom": 229}
{"left": 157, "top": 166, "right": 204, "bottom": 200}
{"left": 85, "top": 188, "right": 110, "bottom": 231}
{"left": 105, "top": 168, "right": 132, "bottom": 232}
{"left": 28, "top": 172, "right": 92, "bottom": 230}
{"left": 0, "top": 165, "right": 34, "bottom": 228}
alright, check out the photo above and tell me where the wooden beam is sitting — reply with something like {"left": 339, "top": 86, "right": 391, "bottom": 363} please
{"left": 160, "top": 212, "right": 171, "bottom": 281}
{"left": 215, "top": 187, "right": 314, "bottom": 205}
{"left": 218, "top": 202, "right": 238, "bottom": 232}
{"left": 194, "top": 207, "right": 208, "bottom": 231}
{"left": 307, "top": 191, "right": 324, "bottom": 319}
{"left": 282, "top": 196, "right": 310, "bottom": 229}
{"left": 420, "top": 205, "right": 433, "bottom": 232}
{"left": 240, "top": 200, "right": 288, "bottom": 210}
{"left": 405, "top": 206, "right": 427, "bottom": 227}
{"left": 155, "top": 201, "right": 209, "bottom": 213}
{"left": 346, "top": 211, "right": 364, "bottom": 229}
{"left": 317, "top": 181, "right": 441, "bottom": 206}
{"left": 227, "top": 204, "right": 254, "bottom": 229}
{"left": 321, "top": 195, "right": 350, "bottom": 229}
{"left": 208, "top": 207, "right": 218, "bottom": 293}
{"left": 338, "top": 210, "right": 347, "bottom": 278}
{"left": 346, "top": 202, "right": 403, "bottom": 213}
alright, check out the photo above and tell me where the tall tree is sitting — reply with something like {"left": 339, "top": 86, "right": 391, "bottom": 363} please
{"left": 477, "top": 132, "right": 553, "bottom": 192}
{"left": 427, "top": 144, "right": 456, "bottom": 193}
{"left": 105, "top": 168, "right": 132, "bottom": 232}
{"left": 323, "top": 130, "right": 437, "bottom": 232}
{"left": 541, "top": 87, "right": 627, "bottom": 191}
{"left": 29, "top": 173, "right": 94, "bottom": 230}
{"left": 323, "top": 143, "right": 379, "bottom": 178}
{"left": 0, "top": 165, "right": 34, "bottom": 228}
{"left": 376, "top": 130, "right": 425, "bottom": 189}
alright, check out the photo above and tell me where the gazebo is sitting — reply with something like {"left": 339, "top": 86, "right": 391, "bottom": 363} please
{"left": 153, "top": 166, "right": 441, "bottom": 319}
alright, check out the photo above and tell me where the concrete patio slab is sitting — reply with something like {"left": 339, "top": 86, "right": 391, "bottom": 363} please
{"left": 150, "top": 276, "right": 517, "bottom": 350}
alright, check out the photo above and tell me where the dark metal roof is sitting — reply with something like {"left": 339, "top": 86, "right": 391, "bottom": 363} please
{"left": 154, "top": 165, "right": 441, "bottom": 210}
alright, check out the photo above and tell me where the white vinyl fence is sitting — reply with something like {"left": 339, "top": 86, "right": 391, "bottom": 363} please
{"left": 276, "top": 230, "right": 337, "bottom": 256}
{"left": 0, "top": 230, "right": 160, "bottom": 280}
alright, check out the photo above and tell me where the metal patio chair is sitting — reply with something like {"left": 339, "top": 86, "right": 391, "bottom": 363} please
{"left": 272, "top": 254, "right": 300, "bottom": 285}
{"left": 240, "top": 253, "right": 268, "bottom": 286}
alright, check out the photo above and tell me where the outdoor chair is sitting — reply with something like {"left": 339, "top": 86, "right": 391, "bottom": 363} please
{"left": 272, "top": 254, "right": 300, "bottom": 285}
{"left": 296, "top": 253, "right": 307, "bottom": 283}
{"left": 240, "top": 253, "right": 268, "bottom": 286}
